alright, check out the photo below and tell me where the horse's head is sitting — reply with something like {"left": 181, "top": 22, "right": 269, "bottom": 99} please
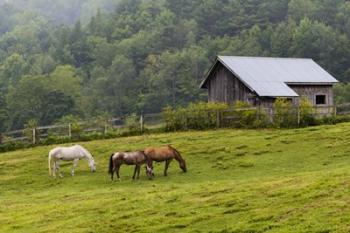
{"left": 179, "top": 160, "right": 187, "bottom": 173}
{"left": 89, "top": 158, "right": 96, "bottom": 172}
{"left": 145, "top": 165, "right": 154, "bottom": 179}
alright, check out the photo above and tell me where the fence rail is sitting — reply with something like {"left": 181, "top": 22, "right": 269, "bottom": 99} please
{"left": 0, "top": 113, "right": 165, "bottom": 145}
{"left": 0, "top": 104, "right": 347, "bottom": 146}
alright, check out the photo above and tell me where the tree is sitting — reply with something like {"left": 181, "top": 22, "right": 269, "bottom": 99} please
{"left": 40, "top": 91, "right": 75, "bottom": 125}
{"left": 49, "top": 65, "right": 82, "bottom": 99}
{"left": 288, "top": 0, "right": 316, "bottom": 22}
{"left": 0, "top": 53, "right": 28, "bottom": 88}
{"left": 0, "top": 93, "right": 8, "bottom": 132}
{"left": 6, "top": 75, "right": 77, "bottom": 129}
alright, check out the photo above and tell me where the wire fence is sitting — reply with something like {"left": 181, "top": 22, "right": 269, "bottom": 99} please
{"left": 0, "top": 104, "right": 344, "bottom": 146}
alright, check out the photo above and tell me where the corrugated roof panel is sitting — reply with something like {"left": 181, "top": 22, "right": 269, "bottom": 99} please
{"left": 253, "top": 82, "right": 298, "bottom": 97}
{"left": 216, "top": 56, "right": 338, "bottom": 97}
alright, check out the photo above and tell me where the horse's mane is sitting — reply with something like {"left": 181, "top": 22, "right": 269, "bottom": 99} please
{"left": 167, "top": 145, "right": 184, "bottom": 162}
{"left": 76, "top": 145, "right": 93, "bottom": 158}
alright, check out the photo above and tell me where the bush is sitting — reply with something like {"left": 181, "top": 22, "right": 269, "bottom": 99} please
{"left": 229, "top": 101, "right": 269, "bottom": 128}
{"left": 24, "top": 119, "right": 39, "bottom": 143}
{"left": 55, "top": 115, "right": 82, "bottom": 139}
{"left": 125, "top": 114, "right": 143, "bottom": 135}
{"left": 273, "top": 98, "right": 297, "bottom": 128}
{"left": 162, "top": 102, "right": 271, "bottom": 131}
{"left": 162, "top": 102, "right": 229, "bottom": 131}
{"left": 0, "top": 141, "right": 32, "bottom": 153}
{"left": 299, "top": 97, "right": 316, "bottom": 127}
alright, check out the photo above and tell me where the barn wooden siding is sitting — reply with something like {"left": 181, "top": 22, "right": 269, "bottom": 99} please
{"left": 207, "top": 62, "right": 255, "bottom": 104}
{"left": 288, "top": 85, "right": 334, "bottom": 106}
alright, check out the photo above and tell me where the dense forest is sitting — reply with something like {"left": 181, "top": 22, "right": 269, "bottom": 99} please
{"left": 0, "top": 0, "right": 350, "bottom": 131}
{"left": 0, "top": 0, "right": 117, "bottom": 24}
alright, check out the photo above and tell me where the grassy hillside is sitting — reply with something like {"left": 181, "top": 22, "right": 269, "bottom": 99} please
{"left": 1, "top": 123, "right": 350, "bottom": 232}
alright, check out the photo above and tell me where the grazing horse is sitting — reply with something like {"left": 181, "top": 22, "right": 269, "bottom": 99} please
{"left": 108, "top": 151, "right": 152, "bottom": 180}
{"left": 48, "top": 145, "right": 96, "bottom": 178}
{"left": 144, "top": 145, "right": 187, "bottom": 176}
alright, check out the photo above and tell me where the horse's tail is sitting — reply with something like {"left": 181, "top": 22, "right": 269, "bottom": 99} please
{"left": 48, "top": 152, "right": 52, "bottom": 176}
{"left": 108, "top": 153, "right": 114, "bottom": 174}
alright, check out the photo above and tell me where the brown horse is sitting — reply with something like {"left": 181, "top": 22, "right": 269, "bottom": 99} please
{"left": 144, "top": 145, "right": 187, "bottom": 176}
{"left": 108, "top": 151, "right": 152, "bottom": 180}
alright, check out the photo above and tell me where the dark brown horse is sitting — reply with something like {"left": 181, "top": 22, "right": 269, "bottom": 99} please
{"left": 144, "top": 145, "right": 187, "bottom": 176}
{"left": 108, "top": 151, "right": 152, "bottom": 180}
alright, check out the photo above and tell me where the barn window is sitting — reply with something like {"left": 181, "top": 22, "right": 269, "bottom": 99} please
{"left": 316, "top": 95, "right": 326, "bottom": 105}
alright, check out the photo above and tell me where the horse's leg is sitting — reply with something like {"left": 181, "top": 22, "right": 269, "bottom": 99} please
{"left": 132, "top": 165, "right": 137, "bottom": 179}
{"left": 111, "top": 165, "right": 115, "bottom": 181}
{"left": 56, "top": 160, "right": 63, "bottom": 178}
{"left": 52, "top": 161, "right": 57, "bottom": 178}
{"left": 71, "top": 159, "right": 79, "bottom": 176}
{"left": 137, "top": 165, "right": 141, "bottom": 179}
{"left": 164, "top": 159, "right": 172, "bottom": 176}
{"left": 116, "top": 164, "right": 121, "bottom": 180}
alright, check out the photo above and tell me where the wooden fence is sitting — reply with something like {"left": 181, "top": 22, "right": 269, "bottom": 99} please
{"left": 0, "top": 113, "right": 165, "bottom": 145}
{"left": 0, "top": 104, "right": 344, "bottom": 145}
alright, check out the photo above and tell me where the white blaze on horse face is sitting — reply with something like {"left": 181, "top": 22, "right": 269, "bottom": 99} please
{"left": 89, "top": 159, "right": 96, "bottom": 172}
{"left": 146, "top": 165, "right": 153, "bottom": 177}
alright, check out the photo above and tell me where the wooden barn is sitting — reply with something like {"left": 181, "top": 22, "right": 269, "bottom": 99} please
{"left": 200, "top": 56, "right": 339, "bottom": 112}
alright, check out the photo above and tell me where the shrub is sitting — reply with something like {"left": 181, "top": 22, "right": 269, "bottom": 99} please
{"left": 273, "top": 98, "right": 297, "bottom": 128}
{"left": 162, "top": 102, "right": 229, "bottom": 131}
{"left": 162, "top": 106, "right": 185, "bottom": 131}
{"left": 186, "top": 102, "right": 228, "bottom": 130}
{"left": 55, "top": 115, "right": 82, "bottom": 139}
{"left": 125, "top": 114, "right": 143, "bottom": 135}
{"left": 162, "top": 102, "right": 272, "bottom": 130}
{"left": 231, "top": 101, "right": 269, "bottom": 128}
{"left": 299, "top": 97, "right": 316, "bottom": 127}
{"left": 24, "top": 119, "right": 39, "bottom": 143}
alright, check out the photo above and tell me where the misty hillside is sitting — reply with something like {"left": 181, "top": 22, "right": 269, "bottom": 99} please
{"left": 0, "top": 0, "right": 350, "bottom": 132}
{"left": 0, "top": 0, "right": 117, "bottom": 24}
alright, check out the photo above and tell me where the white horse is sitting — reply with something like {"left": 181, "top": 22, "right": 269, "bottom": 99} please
{"left": 48, "top": 145, "right": 96, "bottom": 178}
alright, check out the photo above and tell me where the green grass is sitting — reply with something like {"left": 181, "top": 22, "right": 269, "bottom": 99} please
{"left": 1, "top": 123, "right": 350, "bottom": 232}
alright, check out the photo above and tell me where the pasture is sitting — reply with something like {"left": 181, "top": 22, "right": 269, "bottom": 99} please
{"left": 1, "top": 123, "right": 350, "bottom": 232}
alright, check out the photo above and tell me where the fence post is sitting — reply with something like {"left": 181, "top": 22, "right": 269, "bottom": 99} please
{"left": 140, "top": 114, "right": 144, "bottom": 133}
{"left": 216, "top": 110, "right": 220, "bottom": 128}
{"left": 68, "top": 123, "right": 72, "bottom": 139}
{"left": 0, "top": 133, "right": 2, "bottom": 144}
{"left": 104, "top": 124, "right": 108, "bottom": 134}
{"left": 269, "top": 107, "right": 274, "bottom": 124}
{"left": 32, "top": 128, "right": 36, "bottom": 144}
{"left": 297, "top": 106, "right": 300, "bottom": 126}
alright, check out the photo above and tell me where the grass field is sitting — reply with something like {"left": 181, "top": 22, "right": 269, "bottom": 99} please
{"left": 1, "top": 123, "right": 350, "bottom": 232}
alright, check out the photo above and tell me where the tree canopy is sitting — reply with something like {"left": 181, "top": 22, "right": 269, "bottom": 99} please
{"left": 0, "top": 0, "right": 350, "bottom": 130}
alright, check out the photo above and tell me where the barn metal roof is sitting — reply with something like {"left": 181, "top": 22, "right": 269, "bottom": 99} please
{"left": 200, "top": 56, "right": 339, "bottom": 97}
